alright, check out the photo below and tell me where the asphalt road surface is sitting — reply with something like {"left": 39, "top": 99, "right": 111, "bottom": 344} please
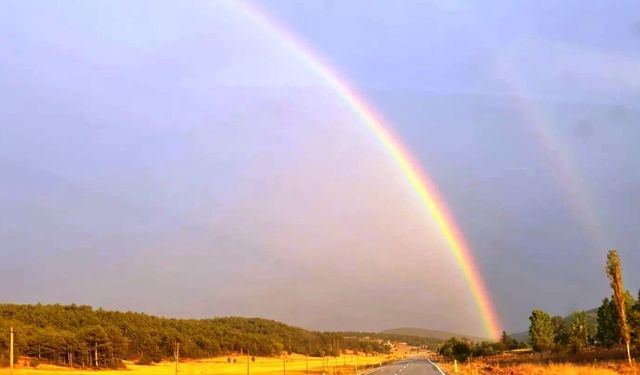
{"left": 365, "top": 358, "right": 445, "bottom": 375}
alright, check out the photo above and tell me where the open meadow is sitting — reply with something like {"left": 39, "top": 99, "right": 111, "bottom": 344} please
{"left": 437, "top": 351, "right": 640, "bottom": 375}
{"left": 0, "top": 354, "right": 397, "bottom": 375}
{"left": 439, "top": 360, "right": 639, "bottom": 375}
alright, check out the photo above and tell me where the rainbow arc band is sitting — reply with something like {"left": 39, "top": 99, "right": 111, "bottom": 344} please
{"left": 229, "top": 0, "right": 502, "bottom": 340}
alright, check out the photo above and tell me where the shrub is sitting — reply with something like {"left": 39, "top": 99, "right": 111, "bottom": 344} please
{"left": 136, "top": 354, "right": 154, "bottom": 365}
{"left": 438, "top": 338, "right": 472, "bottom": 362}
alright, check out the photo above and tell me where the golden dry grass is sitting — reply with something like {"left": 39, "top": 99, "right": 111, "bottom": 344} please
{"left": 0, "top": 354, "right": 397, "bottom": 375}
{"left": 439, "top": 359, "right": 640, "bottom": 375}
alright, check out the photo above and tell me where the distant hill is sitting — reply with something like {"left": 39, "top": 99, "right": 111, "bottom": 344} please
{"left": 337, "top": 330, "right": 446, "bottom": 348}
{"left": 381, "top": 327, "right": 488, "bottom": 342}
{"left": 0, "top": 303, "right": 391, "bottom": 367}
{"left": 509, "top": 330, "right": 529, "bottom": 343}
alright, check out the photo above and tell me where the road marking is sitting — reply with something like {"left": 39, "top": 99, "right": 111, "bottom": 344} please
{"left": 426, "top": 359, "right": 445, "bottom": 375}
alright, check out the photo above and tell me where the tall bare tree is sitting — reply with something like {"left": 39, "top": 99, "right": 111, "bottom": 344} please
{"left": 605, "top": 250, "right": 632, "bottom": 366}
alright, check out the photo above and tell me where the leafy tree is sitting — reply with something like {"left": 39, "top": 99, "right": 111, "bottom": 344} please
{"left": 528, "top": 309, "right": 555, "bottom": 352}
{"left": 551, "top": 315, "right": 569, "bottom": 346}
{"left": 631, "top": 290, "right": 640, "bottom": 347}
{"left": 605, "top": 250, "right": 632, "bottom": 365}
{"left": 597, "top": 297, "right": 619, "bottom": 347}
{"left": 596, "top": 293, "right": 635, "bottom": 347}
{"left": 80, "top": 325, "right": 110, "bottom": 367}
{"left": 499, "top": 331, "right": 518, "bottom": 350}
{"left": 567, "top": 311, "right": 595, "bottom": 352}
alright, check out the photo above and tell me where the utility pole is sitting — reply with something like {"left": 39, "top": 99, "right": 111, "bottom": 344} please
{"left": 334, "top": 339, "right": 339, "bottom": 371}
{"left": 322, "top": 354, "right": 326, "bottom": 374}
{"left": 282, "top": 353, "right": 286, "bottom": 375}
{"left": 9, "top": 327, "right": 14, "bottom": 375}
{"left": 305, "top": 353, "right": 309, "bottom": 375}
{"left": 174, "top": 342, "right": 180, "bottom": 375}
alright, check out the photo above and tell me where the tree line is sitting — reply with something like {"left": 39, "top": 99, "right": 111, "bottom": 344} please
{"left": 437, "top": 331, "right": 528, "bottom": 362}
{"left": 527, "top": 250, "right": 639, "bottom": 364}
{"left": 438, "top": 250, "right": 638, "bottom": 363}
{"left": 337, "top": 331, "right": 444, "bottom": 349}
{"left": 0, "top": 305, "right": 390, "bottom": 368}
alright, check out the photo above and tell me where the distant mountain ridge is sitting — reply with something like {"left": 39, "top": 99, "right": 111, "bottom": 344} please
{"left": 381, "top": 327, "right": 489, "bottom": 342}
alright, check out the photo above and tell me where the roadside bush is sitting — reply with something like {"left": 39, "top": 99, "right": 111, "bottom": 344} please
{"left": 473, "top": 341, "right": 504, "bottom": 357}
{"left": 136, "top": 354, "right": 154, "bottom": 365}
{"left": 438, "top": 338, "right": 472, "bottom": 362}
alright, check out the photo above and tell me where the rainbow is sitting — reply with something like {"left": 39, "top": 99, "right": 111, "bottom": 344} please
{"left": 497, "top": 62, "right": 605, "bottom": 253}
{"left": 226, "top": 1, "right": 502, "bottom": 340}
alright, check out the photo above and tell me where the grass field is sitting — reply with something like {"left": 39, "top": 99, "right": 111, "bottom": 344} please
{"left": 439, "top": 361, "right": 639, "bottom": 375}
{"left": 437, "top": 355, "right": 640, "bottom": 375}
{"left": 0, "top": 354, "right": 398, "bottom": 375}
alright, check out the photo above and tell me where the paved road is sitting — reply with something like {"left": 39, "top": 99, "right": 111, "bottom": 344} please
{"left": 365, "top": 358, "right": 444, "bottom": 375}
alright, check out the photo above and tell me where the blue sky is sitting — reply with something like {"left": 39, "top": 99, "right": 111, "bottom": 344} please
{"left": 1, "top": 0, "right": 639, "bottom": 335}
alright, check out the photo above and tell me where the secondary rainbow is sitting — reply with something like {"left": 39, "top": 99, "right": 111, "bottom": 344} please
{"left": 497, "top": 62, "right": 605, "bottom": 253}
{"left": 228, "top": 1, "right": 503, "bottom": 340}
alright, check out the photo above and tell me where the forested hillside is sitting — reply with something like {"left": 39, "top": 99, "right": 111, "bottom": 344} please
{"left": 338, "top": 331, "right": 444, "bottom": 348}
{"left": 0, "top": 304, "right": 390, "bottom": 368}
{"left": 382, "top": 327, "right": 486, "bottom": 342}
